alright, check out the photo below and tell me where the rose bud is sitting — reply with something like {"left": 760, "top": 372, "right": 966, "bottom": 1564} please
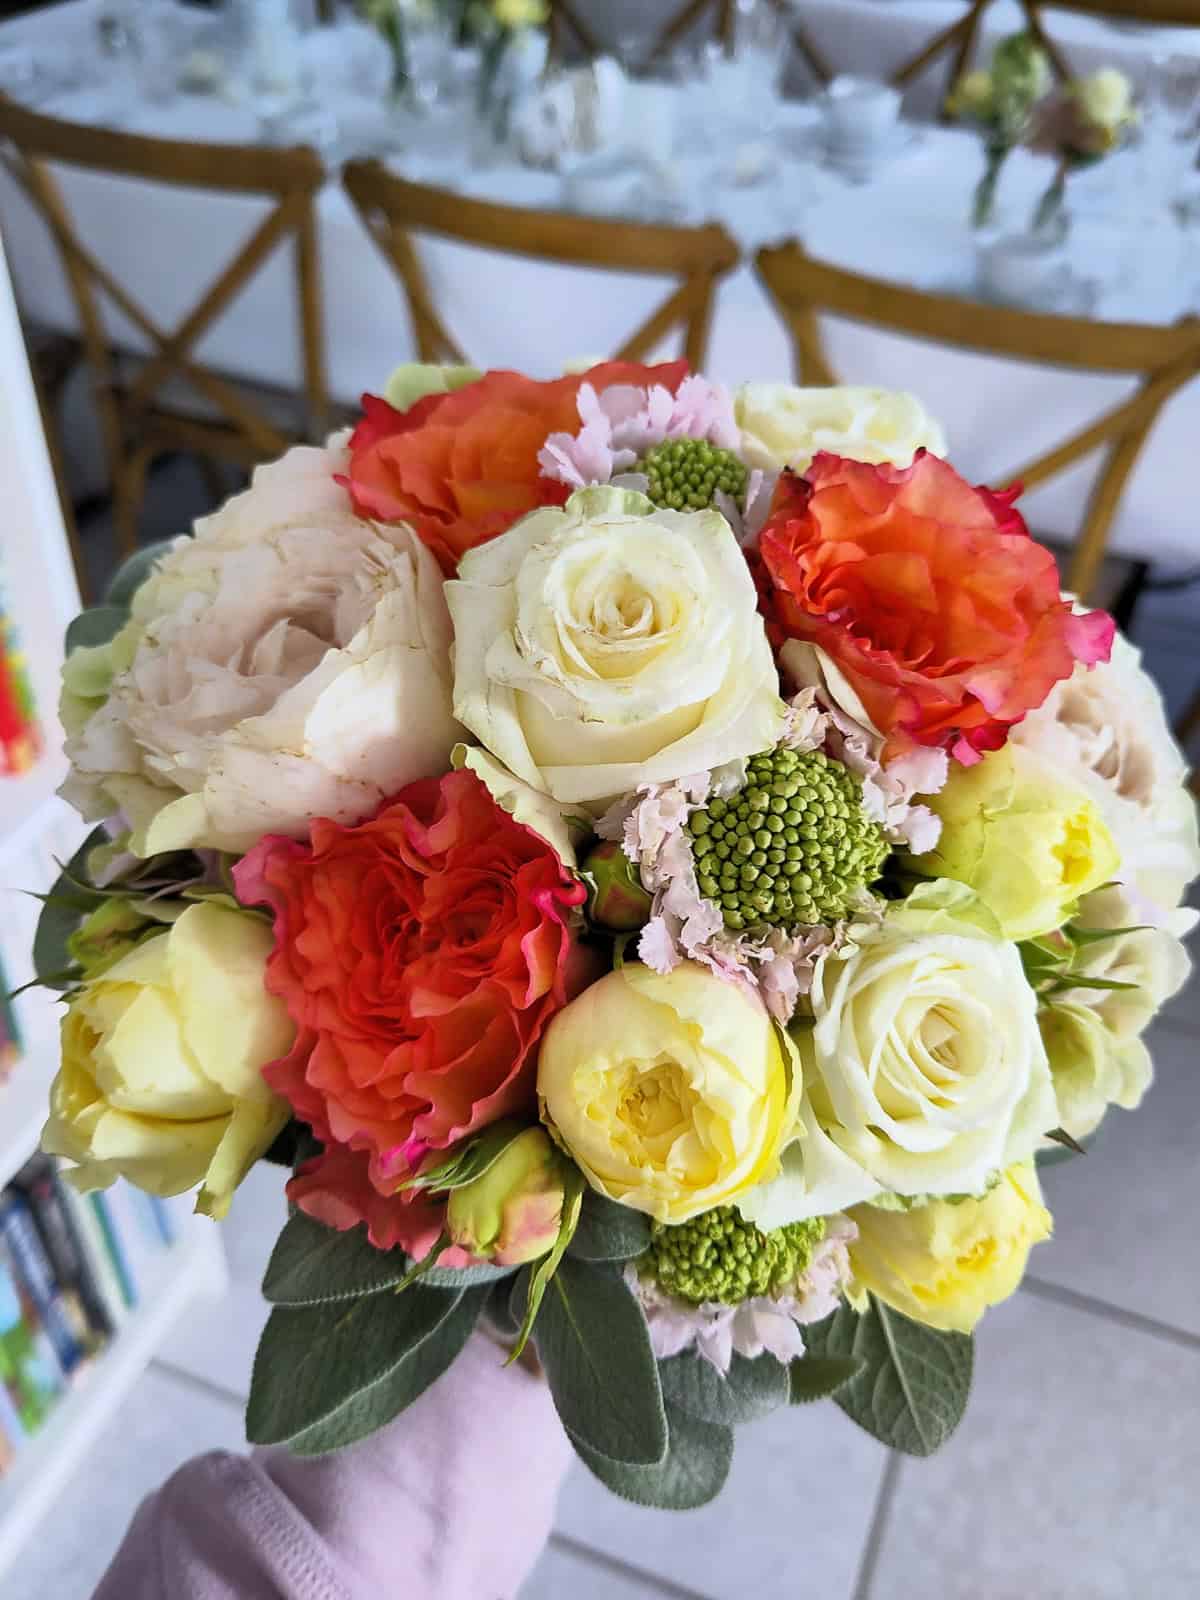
{"left": 582, "top": 841, "right": 653, "bottom": 931}
{"left": 66, "top": 897, "right": 155, "bottom": 979}
{"left": 447, "top": 1128, "right": 566, "bottom": 1266}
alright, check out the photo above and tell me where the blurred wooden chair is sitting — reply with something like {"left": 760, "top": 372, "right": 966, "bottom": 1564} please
{"left": 755, "top": 239, "right": 1200, "bottom": 605}
{"left": 0, "top": 96, "right": 329, "bottom": 557}
{"left": 547, "top": 0, "right": 737, "bottom": 63}
{"left": 341, "top": 160, "right": 740, "bottom": 371}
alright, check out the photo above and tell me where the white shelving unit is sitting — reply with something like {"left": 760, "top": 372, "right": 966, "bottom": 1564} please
{"left": 0, "top": 235, "right": 228, "bottom": 1584}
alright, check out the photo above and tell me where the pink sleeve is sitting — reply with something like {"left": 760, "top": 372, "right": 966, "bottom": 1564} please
{"left": 92, "top": 1335, "right": 573, "bottom": 1600}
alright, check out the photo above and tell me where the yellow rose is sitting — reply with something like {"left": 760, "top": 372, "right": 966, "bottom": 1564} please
{"left": 42, "top": 903, "right": 293, "bottom": 1218}
{"left": 734, "top": 384, "right": 947, "bottom": 476}
{"left": 446, "top": 486, "right": 784, "bottom": 807}
{"left": 537, "top": 962, "right": 797, "bottom": 1223}
{"left": 1076, "top": 68, "right": 1134, "bottom": 134}
{"left": 1038, "top": 1002, "right": 1152, "bottom": 1143}
{"left": 949, "top": 68, "right": 995, "bottom": 119}
{"left": 848, "top": 1164, "right": 1052, "bottom": 1333}
{"left": 906, "top": 743, "right": 1120, "bottom": 941}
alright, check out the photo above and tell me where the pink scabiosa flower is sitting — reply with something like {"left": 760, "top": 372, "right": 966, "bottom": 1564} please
{"left": 233, "top": 768, "right": 586, "bottom": 1253}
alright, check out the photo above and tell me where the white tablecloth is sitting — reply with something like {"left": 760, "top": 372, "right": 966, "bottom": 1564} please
{"left": 0, "top": 0, "right": 1198, "bottom": 567}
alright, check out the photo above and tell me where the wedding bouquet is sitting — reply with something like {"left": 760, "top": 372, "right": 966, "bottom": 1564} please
{"left": 32, "top": 362, "right": 1197, "bottom": 1508}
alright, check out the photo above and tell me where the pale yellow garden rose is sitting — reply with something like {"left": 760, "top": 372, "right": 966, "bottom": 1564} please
{"left": 847, "top": 1164, "right": 1052, "bottom": 1334}
{"left": 537, "top": 962, "right": 797, "bottom": 1223}
{"left": 42, "top": 903, "right": 293, "bottom": 1218}
{"left": 906, "top": 742, "right": 1120, "bottom": 942}
{"left": 734, "top": 384, "right": 947, "bottom": 476}
{"left": 61, "top": 438, "right": 461, "bottom": 855}
{"left": 1076, "top": 68, "right": 1135, "bottom": 135}
{"left": 446, "top": 486, "right": 785, "bottom": 807}
{"left": 1038, "top": 1003, "right": 1153, "bottom": 1144}
{"left": 751, "top": 882, "right": 1057, "bottom": 1227}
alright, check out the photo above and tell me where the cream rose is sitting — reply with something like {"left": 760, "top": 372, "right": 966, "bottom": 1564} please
{"left": 1039, "top": 1005, "right": 1152, "bottom": 1143}
{"left": 61, "top": 439, "right": 461, "bottom": 855}
{"left": 752, "top": 881, "right": 1057, "bottom": 1224}
{"left": 43, "top": 902, "right": 293, "bottom": 1217}
{"left": 1077, "top": 67, "right": 1134, "bottom": 133}
{"left": 446, "top": 486, "right": 785, "bottom": 806}
{"left": 734, "top": 384, "right": 947, "bottom": 476}
{"left": 537, "top": 962, "right": 797, "bottom": 1223}
{"left": 1010, "top": 630, "right": 1200, "bottom": 934}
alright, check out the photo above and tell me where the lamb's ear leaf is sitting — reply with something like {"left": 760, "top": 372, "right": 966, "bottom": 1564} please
{"left": 566, "top": 1190, "right": 652, "bottom": 1263}
{"left": 263, "top": 1209, "right": 512, "bottom": 1308}
{"left": 569, "top": 1402, "right": 732, "bottom": 1510}
{"left": 658, "top": 1350, "right": 790, "bottom": 1426}
{"left": 533, "top": 1257, "right": 667, "bottom": 1467}
{"left": 104, "top": 538, "right": 177, "bottom": 608}
{"left": 246, "top": 1282, "right": 466, "bottom": 1447}
{"left": 280, "top": 1288, "right": 488, "bottom": 1456}
{"left": 788, "top": 1353, "right": 863, "bottom": 1404}
{"left": 802, "top": 1299, "right": 972, "bottom": 1456}
{"left": 64, "top": 605, "right": 127, "bottom": 654}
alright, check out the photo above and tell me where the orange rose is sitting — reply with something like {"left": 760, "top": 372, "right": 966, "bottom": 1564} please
{"left": 345, "top": 361, "right": 688, "bottom": 573}
{"left": 756, "top": 452, "right": 1114, "bottom": 764}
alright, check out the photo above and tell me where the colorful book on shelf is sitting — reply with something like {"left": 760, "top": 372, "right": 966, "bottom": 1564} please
{"left": 0, "top": 952, "right": 22, "bottom": 1086}
{"left": 0, "top": 555, "right": 40, "bottom": 777}
{"left": 0, "top": 1368, "right": 25, "bottom": 1477}
{"left": 0, "top": 1240, "right": 64, "bottom": 1438}
{"left": 61, "top": 1187, "right": 128, "bottom": 1332}
{"left": 0, "top": 1190, "right": 84, "bottom": 1376}
{"left": 83, "top": 1191, "right": 137, "bottom": 1313}
{"left": 13, "top": 1155, "right": 114, "bottom": 1347}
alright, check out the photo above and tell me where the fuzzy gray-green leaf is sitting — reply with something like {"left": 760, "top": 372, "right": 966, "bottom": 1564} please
{"left": 247, "top": 1284, "right": 463, "bottom": 1446}
{"left": 803, "top": 1299, "right": 972, "bottom": 1456}
{"left": 32, "top": 825, "right": 110, "bottom": 990}
{"left": 283, "top": 1288, "right": 486, "bottom": 1455}
{"left": 567, "top": 1190, "right": 653, "bottom": 1263}
{"left": 534, "top": 1257, "right": 667, "bottom": 1466}
{"left": 788, "top": 1353, "right": 863, "bottom": 1404}
{"left": 570, "top": 1404, "right": 732, "bottom": 1510}
{"left": 262, "top": 1211, "right": 513, "bottom": 1307}
{"left": 658, "top": 1350, "right": 789, "bottom": 1426}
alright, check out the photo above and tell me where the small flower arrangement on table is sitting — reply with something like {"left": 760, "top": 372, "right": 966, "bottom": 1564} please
{"left": 948, "top": 31, "right": 1053, "bottom": 228}
{"left": 1027, "top": 67, "right": 1138, "bottom": 234}
{"left": 28, "top": 360, "right": 1197, "bottom": 1508}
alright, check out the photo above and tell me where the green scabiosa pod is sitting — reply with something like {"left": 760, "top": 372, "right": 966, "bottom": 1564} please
{"left": 686, "top": 745, "right": 888, "bottom": 933}
{"left": 636, "top": 438, "right": 748, "bottom": 512}
{"left": 640, "top": 1207, "right": 827, "bottom": 1306}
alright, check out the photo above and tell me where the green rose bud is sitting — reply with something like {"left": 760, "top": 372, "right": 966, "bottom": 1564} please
{"left": 446, "top": 1127, "right": 566, "bottom": 1266}
{"left": 582, "top": 841, "right": 653, "bottom": 931}
{"left": 67, "top": 898, "right": 158, "bottom": 979}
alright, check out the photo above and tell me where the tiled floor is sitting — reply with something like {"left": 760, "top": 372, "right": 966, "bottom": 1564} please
{"left": 10, "top": 467, "right": 1198, "bottom": 1598}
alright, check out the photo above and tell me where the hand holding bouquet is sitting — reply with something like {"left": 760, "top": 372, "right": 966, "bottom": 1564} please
{"left": 33, "top": 362, "right": 1196, "bottom": 1507}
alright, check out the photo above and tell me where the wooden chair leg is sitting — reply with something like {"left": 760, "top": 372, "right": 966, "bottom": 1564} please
{"left": 1175, "top": 682, "right": 1200, "bottom": 749}
{"left": 195, "top": 454, "right": 226, "bottom": 507}
{"left": 112, "top": 445, "right": 154, "bottom": 559}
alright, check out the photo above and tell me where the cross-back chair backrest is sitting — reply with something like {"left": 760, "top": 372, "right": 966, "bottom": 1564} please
{"left": 0, "top": 95, "right": 329, "bottom": 459}
{"left": 341, "top": 160, "right": 741, "bottom": 371}
{"left": 755, "top": 239, "right": 1200, "bottom": 602}
{"left": 546, "top": 0, "right": 737, "bottom": 64}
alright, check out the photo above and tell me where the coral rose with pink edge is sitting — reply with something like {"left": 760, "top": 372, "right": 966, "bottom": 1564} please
{"left": 233, "top": 768, "right": 587, "bottom": 1249}
{"left": 755, "top": 453, "right": 1114, "bottom": 765}
{"left": 343, "top": 360, "right": 688, "bottom": 574}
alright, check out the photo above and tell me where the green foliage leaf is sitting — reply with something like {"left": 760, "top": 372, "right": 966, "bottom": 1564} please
{"left": 247, "top": 1283, "right": 466, "bottom": 1446}
{"left": 570, "top": 1403, "right": 732, "bottom": 1510}
{"left": 567, "top": 1189, "right": 653, "bottom": 1263}
{"left": 508, "top": 1167, "right": 584, "bottom": 1361}
{"left": 803, "top": 1299, "right": 972, "bottom": 1457}
{"left": 658, "top": 1350, "right": 790, "bottom": 1426}
{"left": 263, "top": 1210, "right": 512, "bottom": 1307}
{"left": 533, "top": 1257, "right": 668, "bottom": 1466}
{"left": 282, "top": 1288, "right": 487, "bottom": 1456}
{"left": 788, "top": 1353, "right": 863, "bottom": 1405}
{"left": 32, "top": 825, "right": 110, "bottom": 990}
{"left": 104, "top": 538, "right": 175, "bottom": 608}
{"left": 64, "top": 605, "right": 127, "bottom": 655}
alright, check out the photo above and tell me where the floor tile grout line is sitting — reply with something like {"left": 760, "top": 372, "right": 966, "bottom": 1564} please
{"left": 850, "top": 1450, "right": 903, "bottom": 1600}
{"left": 150, "top": 1357, "right": 249, "bottom": 1412}
{"left": 546, "top": 1533, "right": 715, "bottom": 1600}
{"left": 1021, "top": 1277, "right": 1200, "bottom": 1353}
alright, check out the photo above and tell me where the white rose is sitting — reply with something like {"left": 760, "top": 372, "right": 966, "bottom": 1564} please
{"left": 445, "top": 486, "right": 785, "bottom": 807}
{"left": 1078, "top": 68, "right": 1134, "bottom": 132}
{"left": 1064, "top": 884, "right": 1190, "bottom": 1041}
{"left": 1010, "top": 630, "right": 1200, "bottom": 934}
{"left": 734, "top": 384, "right": 947, "bottom": 476}
{"left": 61, "top": 439, "right": 460, "bottom": 854}
{"left": 1039, "top": 1004, "right": 1152, "bottom": 1143}
{"left": 744, "top": 881, "right": 1057, "bottom": 1226}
